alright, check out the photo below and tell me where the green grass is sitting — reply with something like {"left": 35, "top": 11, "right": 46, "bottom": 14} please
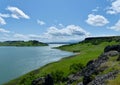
{"left": 4, "top": 40, "right": 119, "bottom": 85}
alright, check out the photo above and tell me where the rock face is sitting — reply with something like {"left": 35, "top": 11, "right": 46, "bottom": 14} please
{"left": 88, "top": 71, "right": 119, "bottom": 85}
{"left": 81, "top": 53, "right": 109, "bottom": 85}
{"left": 32, "top": 77, "right": 45, "bottom": 85}
{"left": 104, "top": 45, "right": 120, "bottom": 52}
{"left": 78, "top": 71, "right": 119, "bottom": 85}
{"left": 32, "top": 74, "right": 54, "bottom": 85}
{"left": 44, "top": 74, "right": 54, "bottom": 85}
{"left": 68, "top": 45, "right": 120, "bottom": 85}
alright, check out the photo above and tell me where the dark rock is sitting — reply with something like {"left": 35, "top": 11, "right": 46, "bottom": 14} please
{"left": 44, "top": 74, "right": 54, "bottom": 85}
{"left": 31, "top": 74, "right": 54, "bottom": 85}
{"left": 83, "top": 76, "right": 92, "bottom": 85}
{"left": 67, "top": 51, "right": 110, "bottom": 85}
{"left": 104, "top": 45, "right": 120, "bottom": 52}
{"left": 86, "top": 60, "right": 95, "bottom": 66}
{"left": 105, "top": 51, "right": 119, "bottom": 57}
{"left": 32, "top": 77, "right": 45, "bottom": 85}
{"left": 88, "top": 71, "right": 119, "bottom": 85}
{"left": 67, "top": 72, "right": 82, "bottom": 84}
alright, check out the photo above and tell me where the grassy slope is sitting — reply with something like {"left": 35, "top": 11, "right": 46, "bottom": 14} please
{"left": 4, "top": 37, "right": 120, "bottom": 85}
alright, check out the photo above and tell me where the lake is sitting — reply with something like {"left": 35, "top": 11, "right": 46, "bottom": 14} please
{"left": 0, "top": 44, "right": 74, "bottom": 84}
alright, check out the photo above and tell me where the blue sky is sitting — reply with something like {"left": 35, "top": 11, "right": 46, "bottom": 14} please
{"left": 0, "top": 0, "right": 120, "bottom": 42}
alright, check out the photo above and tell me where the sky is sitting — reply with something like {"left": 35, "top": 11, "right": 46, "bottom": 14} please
{"left": 0, "top": 0, "right": 120, "bottom": 42}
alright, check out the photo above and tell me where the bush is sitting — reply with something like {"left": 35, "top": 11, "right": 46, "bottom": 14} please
{"left": 51, "top": 70, "right": 64, "bottom": 83}
{"left": 69, "top": 63, "right": 85, "bottom": 74}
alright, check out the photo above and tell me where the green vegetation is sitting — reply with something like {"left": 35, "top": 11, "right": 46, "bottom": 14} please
{"left": 4, "top": 36, "right": 120, "bottom": 85}
{"left": 51, "top": 70, "right": 64, "bottom": 83}
{"left": 0, "top": 40, "right": 48, "bottom": 46}
{"left": 69, "top": 63, "right": 85, "bottom": 74}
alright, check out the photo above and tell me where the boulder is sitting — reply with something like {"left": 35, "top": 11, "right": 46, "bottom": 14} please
{"left": 44, "top": 74, "right": 54, "bottom": 85}
{"left": 32, "top": 77, "right": 45, "bottom": 85}
{"left": 105, "top": 51, "right": 119, "bottom": 57}
{"left": 104, "top": 45, "right": 120, "bottom": 52}
{"left": 32, "top": 74, "right": 54, "bottom": 85}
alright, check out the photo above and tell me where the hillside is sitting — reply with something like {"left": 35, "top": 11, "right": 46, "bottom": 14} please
{"left": 0, "top": 40, "right": 48, "bottom": 46}
{"left": 4, "top": 36, "right": 120, "bottom": 85}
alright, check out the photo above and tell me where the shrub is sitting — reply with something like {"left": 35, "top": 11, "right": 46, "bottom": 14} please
{"left": 51, "top": 70, "right": 64, "bottom": 83}
{"left": 69, "top": 63, "right": 85, "bottom": 74}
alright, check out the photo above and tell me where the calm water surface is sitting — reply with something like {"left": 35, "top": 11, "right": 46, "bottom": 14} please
{"left": 0, "top": 44, "right": 74, "bottom": 84}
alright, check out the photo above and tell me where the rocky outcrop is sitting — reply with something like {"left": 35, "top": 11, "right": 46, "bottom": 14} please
{"left": 88, "top": 70, "right": 119, "bottom": 85}
{"left": 44, "top": 74, "right": 54, "bottom": 85}
{"left": 78, "top": 71, "right": 119, "bottom": 85}
{"left": 68, "top": 45, "right": 120, "bottom": 85}
{"left": 104, "top": 45, "right": 120, "bottom": 52}
{"left": 31, "top": 74, "right": 54, "bottom": 85}
{"left": 32, "top": 77, "right": 45, "bottom": 85}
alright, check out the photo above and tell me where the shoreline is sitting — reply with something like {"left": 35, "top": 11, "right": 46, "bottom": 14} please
{"left": 39, "top": 52, "right": 79, "bottom": 70}
{"left": 3, "top": 45, "right": 77, "bottom": 85}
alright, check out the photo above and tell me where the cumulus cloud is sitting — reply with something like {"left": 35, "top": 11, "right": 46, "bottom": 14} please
{"left": 6, "top": 6, "right": 30, "bottom": 19}
{"left": 108, "top": 20, "right": 120, "bottom": 31}
{"left": 0, "top": 13, "right": 10, "bottom": 18}
{"left": 44, "top": 25, "right": 90, "bottom": 42}
{"left": 1, "top": 25, "right": 90, "bottom": 42}
{"left": 37, "top": 20, "right": 45, "bottom": 25}
{"left": 47, "top": 25, "right": 89, "bottom": 37}
{"left": 86, "top": 14, "right": 109, "bottom": 26}
{"left": 107, "top": 0, "right": 120, "bottom": 14}
{"left": 0, "top": 28, "right": 10, "bottom": 33}
{"left": 0, "top": 17, "right": 6, "bottom": 25}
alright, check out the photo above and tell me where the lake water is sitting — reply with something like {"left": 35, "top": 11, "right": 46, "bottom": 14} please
{"left": 0, "top": 44, "right": 74, "bottom": 84}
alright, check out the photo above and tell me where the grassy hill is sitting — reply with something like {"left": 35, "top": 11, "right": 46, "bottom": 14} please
{"left": 4, "top": 36, "right": 120, "bottom": 85}
{"left": 0, "top": 40, "right": 48, "bottom": 46}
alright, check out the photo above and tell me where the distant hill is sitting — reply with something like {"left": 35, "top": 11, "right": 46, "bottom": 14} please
{"left": 47, "top": 40, "right": 80, "bottom": 44}
{"left": 0, "top": 40, "right": 48, "bottom": 46}
{"left": 80, "top": 36, "right": 120, "bottom": 45}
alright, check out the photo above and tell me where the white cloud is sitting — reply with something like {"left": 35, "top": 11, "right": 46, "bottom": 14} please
{"left": 92, "top": 7, "right": 99, "bottom": 12}
{"left": 0, "top": 28, "right": 10, "bottom": 33}
{"left": 47, "top": 25, "right": 89, "bottom": 37}
{"left": 0, "top": 17, "right": 6, "bottom": 25}
{"left": 1, "top": 25, "right": 90, "bottom": 42}
{"left": 13, "top": 33, "right": 28, "bottom": 39}
{"left": 0, "top": 13, "right": 10, "bottom": 18}
{"left": 58, "top": 23, "right": 64, "bottom": 27}
{"left": 37, "top": 20, "right": 45, "bottom": 25}
{"left": 44, "top": 25, "right": 90, "bottom": 42}
{"left": 6, "top": 6, "right": 30, "bottom": 19}
{"left": 107, "top": 0, "right": 120, "bottom": 14}
{"left": 86, "top": 14, "right": 109, "bottom": 26}
{"left": 108, "top": 20, "right": 120, "bottom": 31}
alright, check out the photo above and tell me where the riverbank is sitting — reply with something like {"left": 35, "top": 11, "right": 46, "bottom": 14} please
{"left": 4, "top": 36, "right": 120, "bottom": 85}
{"left": 1, "top": 44, "right": 73, "bottom": 85}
